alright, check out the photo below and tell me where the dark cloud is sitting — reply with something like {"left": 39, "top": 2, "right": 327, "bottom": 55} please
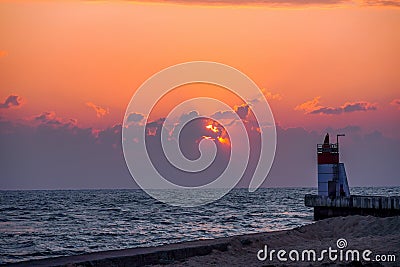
{"left": 179, "top": 110, "right": 199, "bottom": 123}
{"left": 34, "top": 111, "right": 77, "bottom": 128}
{"left": 0, "top": 119, "right": 132, "bottom": 190}
{"left": 133, "top": 0, "right": 400, "bottom": 7}
{"left": 211, "top": 110, "right": 236, "bottom": 120}
{"left": 142, "top": 106, "right": 263, "bottom": 188}
{"left": 142, "top": 117, "right": 231, "bottom": 187}
{"left": 0, "top": 109, "right": 399, "bottom": 189}
{"left": 141, "top": 0, "right": 345, "bottom": 6}
{"left": 325, "top": 125, "right": 361, "bottom": 135}
{"left": 263, "top": 126, "right": 400, "bottom": 188}
{"left": 0, "top": 95, "right": 22, "bottom": 109}
{"left": 126, "top": 115, "right": 400, "bottom": 189}
{"left": 146, "top": 118, "right": 165, "bottom": 136}
{"left": 126, "top": 112, "right": 144, "bottom": 123}
{"left": 363, "top": 0, "right": 400, "bottom": 6}
{"left": 390, "top": 98, "right": 400, "bottom": 109}
{"left": 97, "top": 124, "right": 123, "bottom": 148}
{"left": 235, "top": 104, "right": 250, "bottom": 120}
{"left": 35, "top": 111, "right": 56, "bottom": 122}
{"left": 296, "top": 97, "right": 377, "bottom": 115}
{"left": 342, "top": 102, "right": 377, "bottom": 113}
{"left": 309, "top": 107, "right": 343, "bottom": 115}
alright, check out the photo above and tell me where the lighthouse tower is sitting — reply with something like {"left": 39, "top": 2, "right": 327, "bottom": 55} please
{"left": 317, "top": 133, "right": 350, "bottom": 198}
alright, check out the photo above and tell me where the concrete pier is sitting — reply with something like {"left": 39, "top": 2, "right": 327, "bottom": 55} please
{"left": 305, "top": 194, "right": 400, "bottom": 220}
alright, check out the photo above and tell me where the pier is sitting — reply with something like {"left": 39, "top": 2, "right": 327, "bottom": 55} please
{"left": 305, "top": 133, "right": 400, "bottom": 220}
{"left": 305, "top": 194, "right": 400, "bottom": 220}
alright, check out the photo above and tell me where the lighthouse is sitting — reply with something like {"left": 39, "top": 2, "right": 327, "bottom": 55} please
{"left": 306, "top": 133, "right": 399, "bottom": 220}
{"left": 317, "top": 133, "right": 350, "bottom": 198}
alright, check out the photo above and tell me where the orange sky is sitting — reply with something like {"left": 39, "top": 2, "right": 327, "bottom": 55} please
{"left": 0, "top": 1, "right": 399, "bottom": 137}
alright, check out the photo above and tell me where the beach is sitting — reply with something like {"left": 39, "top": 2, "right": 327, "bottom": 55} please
{"left": 9, "top": 215, "right": 399, "bottom": 267}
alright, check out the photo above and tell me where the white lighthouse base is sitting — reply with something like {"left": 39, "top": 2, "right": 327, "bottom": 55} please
{"left": 317, "top": 163, "right": 350, "bottom": 197}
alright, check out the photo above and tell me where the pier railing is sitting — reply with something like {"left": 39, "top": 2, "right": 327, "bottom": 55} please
{"left": 317, "top": 143, "right": 338, "bottom": 153}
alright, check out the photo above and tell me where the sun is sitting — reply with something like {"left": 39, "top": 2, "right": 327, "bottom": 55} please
{"left": 205, "top": 124, "right": 219, "bottom": 133}
{"left": 203, "top": 123, "right": 230, "bottom": 145}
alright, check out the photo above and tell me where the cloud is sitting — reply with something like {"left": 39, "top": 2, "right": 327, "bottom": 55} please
{"left": 343, "top": 125, "right": 362, "bottom": 132}
{"left": 34, "top": 111, "right": 77, "bottom": 128}
{"left": 235, "top": 104, "right": 250, "bottom": 120}
{"left": 295, "top": 96, "right": 321, "bottom": 113}
{"left": 1, "top": 110, "right": 399, "bottom": 189}
{"left": 390, "top": 98, "right": 400, "bottom": 109}
{"left": 309, "top": 106, "right": 343, "bottom": 115}
{"left": 261, "top": 89, "right": 283, "bottom": 101}
{"left": 211, "top": 110, "right": 236, "bottom": 120}
{"left": 86, "top": 102, "right": 109, "bottom": 118}
{"left": 179, "top": 110, "right": 199, "bottom": 123}
{"left": 342, "top": 101, "right": 377, "bottom": 113}
{"left": 0, "top": 119, "right": 131, "bottom": 189}
{"left": 249, "top": 89, "right": 282, "bottom": 104}
{"left": 295, "top": 97, "right": 377, "bottom": 115}
{"left": 126, "top": 112, "right": 144, "bottom": 123}
{"left": 138, "top": 0, "right": 346, "bottom": 7}
{"left": 140, "top": 116, "right": 233, "bottom": 187}
{"left": 35, "top": 111, "right": 56, "bottom": 122}
{"left": 145, "top": 118, "right": 165, "bottom": 136}
{"left": 362, "top": 0, "right": 400, "bottom": 6}
{"left": 131, "top": 0, "right": 400, "bottom": 7}
{"left": 0, "top": 95, "right": 23, "bottom": 109}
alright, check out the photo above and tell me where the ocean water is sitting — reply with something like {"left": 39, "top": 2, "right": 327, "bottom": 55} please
{"left": 0, "top": 187, "right": 398, "bottom": 264}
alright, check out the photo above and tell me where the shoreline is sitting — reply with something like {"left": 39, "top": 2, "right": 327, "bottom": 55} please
{"left": 6, "top": 215, "right": 400, "bottom": 267}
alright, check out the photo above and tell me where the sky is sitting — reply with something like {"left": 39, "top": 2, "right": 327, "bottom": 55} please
{"left": 0, "top": 0, "right": 399, "bottom": 190}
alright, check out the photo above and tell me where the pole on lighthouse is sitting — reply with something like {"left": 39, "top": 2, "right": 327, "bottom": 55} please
{"left": 336, "top": 134, "right": 345, "bottom": 159}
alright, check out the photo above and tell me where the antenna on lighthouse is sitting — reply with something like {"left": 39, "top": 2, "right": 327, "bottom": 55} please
{"left": 336, "top": 134, "right": 345, "bottom": 156}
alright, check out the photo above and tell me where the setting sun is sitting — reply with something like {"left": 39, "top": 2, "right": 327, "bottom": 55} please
{"left": 217, "top": 136, "right": 230, "bottom": 145}
{"left": 204, "top": 123, "right": 230, "bottom": 145}
{"left": 206, "top": 124, "right": 219, "bottom": 133}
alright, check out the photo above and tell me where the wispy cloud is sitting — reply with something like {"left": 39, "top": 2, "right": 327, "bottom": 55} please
{"left": 390, "top": 98, "right": 400, "bottom": 109}
{"left": 341, "top": 102, "right": 377, "bottom": 113}
{"left": 126, "top": 112, "right": 145, "bottom": 123}
{"left": 211, "top": 110, "right": 237, "bottom": 120}
{"left": 361, "top": 0, "right": 400, "bottom": 6}
{"left": 131, "top": 0, "right": 400, "bottom": 7}
{"left": 261, "top": 89, "right": 283, "bottom": 101}
{"left": 295, "top": 97, "right": 377, "bottom": 115}
{"left": 0, "top": 95, "right": 23, "bottom": 109}
{"left": 295, "top": 96, "right": 322, "bottom": 114}
{"left": 86, "top": 102, "right": 109, "bottom": 118}
{"left": 35, "top": 111, "right": 56, "bottom": 122}
{"left": 34, "top": 111, "right": 77, "bottom": 127}
{"left": 249, "top": 89, "right": 282, "bottom": 104}
{"left": 137, "top": 0, "right": 345, "bottom": 7}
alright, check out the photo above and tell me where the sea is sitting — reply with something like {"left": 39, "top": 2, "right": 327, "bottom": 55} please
{"left": 0, "top": 187, "right": 399, "bottom": 264}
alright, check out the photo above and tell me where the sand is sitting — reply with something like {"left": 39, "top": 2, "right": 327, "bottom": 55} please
{"left": 156, "top": 215, "right": 399, "bottom": 267}
{"left": 9, "top": 215, "right": 400, "bottom": 267}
